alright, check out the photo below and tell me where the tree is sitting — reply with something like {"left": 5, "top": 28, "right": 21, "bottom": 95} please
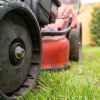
{"left": 90, "top": 7, "right": 100, "bottom": 46}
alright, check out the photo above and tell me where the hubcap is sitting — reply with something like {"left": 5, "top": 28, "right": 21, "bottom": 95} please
{"left": 9, "top": 38, "right": 26, "bottom": 66}
{"left": 15, "top": 46, "right": 25, "bottom": 60}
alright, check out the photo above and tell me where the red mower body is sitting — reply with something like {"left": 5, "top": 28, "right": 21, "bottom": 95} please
{"left": 41, "top": 4, "right": 78, "bottom": 70}
{"left": 42, "top": 36, "right": 70, "bottom": 70}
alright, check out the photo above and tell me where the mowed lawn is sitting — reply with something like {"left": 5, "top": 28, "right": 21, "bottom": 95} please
{"left": 19, "top": 47, "right": 100, "bottom": 100}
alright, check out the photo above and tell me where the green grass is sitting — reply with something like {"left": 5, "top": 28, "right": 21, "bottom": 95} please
{"left": 19, "top": 47, "right": 100, "bottom": 100}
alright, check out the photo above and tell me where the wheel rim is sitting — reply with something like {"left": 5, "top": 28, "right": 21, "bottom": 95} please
{"left": 9, "top": 38, "right": 26, "bottom": 66}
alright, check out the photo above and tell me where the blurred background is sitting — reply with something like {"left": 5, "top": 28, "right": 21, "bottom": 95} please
{"left": 61, "top": 0, "right": 100, "bottom": 46}
{"left": 79, "top": 0, "right": 100, "bottom": 46}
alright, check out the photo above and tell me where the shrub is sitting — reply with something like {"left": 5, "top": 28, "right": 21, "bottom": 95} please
{"left": 90, "top": 6, "right": 100, "bottom": 46}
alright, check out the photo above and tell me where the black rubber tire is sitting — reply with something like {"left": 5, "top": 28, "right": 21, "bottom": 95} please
{"left": 0, "top": 14, "right": 33, "bottom": 94}
{"left": 69, "top": 23, "right": 82, "bottom": 61}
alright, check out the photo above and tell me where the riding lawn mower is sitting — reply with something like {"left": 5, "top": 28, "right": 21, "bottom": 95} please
{"left": 0, "top": 0, "right": 82, "bottom": 99}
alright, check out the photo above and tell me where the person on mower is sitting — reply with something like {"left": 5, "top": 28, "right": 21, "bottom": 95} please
{"left": 42, "top": 1, "right": 77, "bottom": 31}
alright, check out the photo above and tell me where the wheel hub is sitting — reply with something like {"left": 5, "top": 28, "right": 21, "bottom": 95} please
{"left": 9, "top": 38, "right": 26, "bottom": 66}
{"left": 15, "top": 46, "right": 25, "bottom": 60}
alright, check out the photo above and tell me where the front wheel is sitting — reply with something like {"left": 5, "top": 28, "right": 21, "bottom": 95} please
{"left": 0, "top": 14, "right": 36, "bottom": 94}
